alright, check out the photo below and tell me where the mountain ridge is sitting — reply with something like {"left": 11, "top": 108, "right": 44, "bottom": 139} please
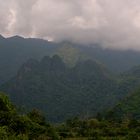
{"left": 1, "top": 35, "right": 140, "bottom": 84}
{"left": 0, "top": 55, "right": 119, "bottom": 122}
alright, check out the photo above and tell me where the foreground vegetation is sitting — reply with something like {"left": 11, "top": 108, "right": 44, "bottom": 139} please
{"left": 0, "top": 92, "right": 59, "bottom": 140}
{"left": 57, "top": 117, "right": 140, "bottom": 140}
{"left": 1, "top": 92, "right": 140, "bottom": 140}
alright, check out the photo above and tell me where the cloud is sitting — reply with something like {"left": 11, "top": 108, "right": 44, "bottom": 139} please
{"left": 1, "top": 0, "right": 140, "bottom": 50}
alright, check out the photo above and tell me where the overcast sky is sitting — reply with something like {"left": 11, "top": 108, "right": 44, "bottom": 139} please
{"left": 1, "top": 0, "right": 140, "bottom": 50}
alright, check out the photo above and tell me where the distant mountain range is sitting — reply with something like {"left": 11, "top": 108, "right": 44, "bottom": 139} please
{"left": 1, "top": 35, "right": 140, "bottom": 85}
{"left": 0, "top": 35, "right": 55, "bottom": 84}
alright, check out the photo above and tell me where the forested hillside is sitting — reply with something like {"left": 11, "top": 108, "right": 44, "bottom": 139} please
{"left": 0, "top": 55, "right": 119, "bottom": 122}
{"left": 1, "top": 35, "right": 140, "bottom": 123}
{"left": 106, "top": 88, "right": 140, "bottom": 120}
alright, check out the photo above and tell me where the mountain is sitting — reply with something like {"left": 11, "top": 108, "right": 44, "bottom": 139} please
{"left": 0, "top": 55, "right": 119, "bottom": 122}
{"left": 1, "top": 35, "right": 140, "bottom": 85}
{"left": 0, "top": 34, "right": 5, "bottom": 40}
{"left": 0, "top": 35, "right": 57, "bottom": 84}
{"left": 106, "top": 66, "right": 140, "bottom": 120}
{"left": 80, "top": 46, "right": 140, "bottom": 73}
{"left": 117, "top": 65, "right": 140, "bottom": 98}
{"left": 52, "top": 43, "right": 90, "bottom": 67}
{"left": 106, "top": 88, "right": 140, "bottom": 120}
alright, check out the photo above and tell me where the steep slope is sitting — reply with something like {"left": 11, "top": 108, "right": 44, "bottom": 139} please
{"left": 117, "top": 65, "right": 140, "bottom": 98}
{"left": 107, "top": 88, "right": 140, "bottom": 120}
{"left": 0, "top": 55, "right": 118, "bottom": 122}
{"left": 106, "top": 66, "right": 140, "bottom": 120}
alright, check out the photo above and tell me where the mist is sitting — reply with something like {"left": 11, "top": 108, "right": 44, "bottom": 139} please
{"left": 1, "top": 0, "right": 140, "bottom": 50}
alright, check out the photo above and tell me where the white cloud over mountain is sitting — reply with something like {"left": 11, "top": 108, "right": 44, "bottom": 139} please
{"left": 1, "top": 0, "right": 140, "bottom": 50}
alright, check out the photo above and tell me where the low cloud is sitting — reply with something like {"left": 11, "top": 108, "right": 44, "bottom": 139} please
{"left": 1, "top": 0, "right": 140, "bottom": 50}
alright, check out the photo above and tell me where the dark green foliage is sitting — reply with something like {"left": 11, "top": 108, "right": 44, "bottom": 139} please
{"left": 0, "top": 91, "right": 140, "bottom": 139}
{"left": 0, "top": 55, "right": 120, "bottom": 122}
{"left": 2, "top": 54, "right": 140, "bottom": 122}
{"left": 102, "top": 65, "right": 140, "bottom": 121}
{"left": 0, "top": 93, "right": 15, "bottom": 112}
{"left": 0, "top": 92, "right": 59, "bottom": 140}
{"left": 106, "top": 88, "right": 140, "bottom": 120}
{"left": 56, "top": 117, "right": 140, "bottom": 140}
{"left": 27, "top": 109, "right": 46, "bottom": 125}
